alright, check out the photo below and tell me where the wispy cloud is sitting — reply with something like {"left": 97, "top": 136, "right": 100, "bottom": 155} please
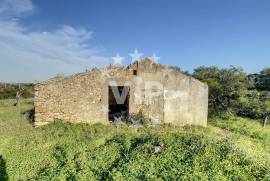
{"left": 0, "top": 0, "right": 34, "bottom": 19}
{"left": 0, "top": 0, "right": 109, "bottom": 82}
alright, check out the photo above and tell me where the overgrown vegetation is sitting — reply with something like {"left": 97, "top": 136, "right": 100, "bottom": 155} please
{"left": 193, "top": 66, "right": 270, "bottom": 120}
{"left": 0, "top": 83, "right": 34, "bottom": 99}
{"left": 0, "top": 100, "right": 269, "bottom": 180}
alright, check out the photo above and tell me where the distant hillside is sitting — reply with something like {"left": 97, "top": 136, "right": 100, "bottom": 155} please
{"left": 0, "top": 83, "right": 34, "bottom": 99}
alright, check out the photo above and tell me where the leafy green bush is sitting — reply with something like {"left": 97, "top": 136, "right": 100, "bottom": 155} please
{"left": 193, "top": 66, "right": 270, "bottom": 119}
{"left": 0, "top": 83, "right": 34, "bottom": 99}
{"left": 193, "top": 66, "right": 248, "bottom": 116}
{"left": 256, "top": 68, "right": 270, "bottom": 91}
{"left": 235, "top": 90, "right": 270, "bottom": 119}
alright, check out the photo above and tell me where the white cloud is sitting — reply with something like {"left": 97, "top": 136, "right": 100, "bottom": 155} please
{"left": 0, "top": 0, "right": 109, "bottom": 82}
{"left": 0, "top": 0, "right": 34, "bottom": 19}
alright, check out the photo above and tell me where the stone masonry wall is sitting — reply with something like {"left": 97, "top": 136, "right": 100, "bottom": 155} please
{"left": 35, "top": 60, "right": 208, "bottom": 126}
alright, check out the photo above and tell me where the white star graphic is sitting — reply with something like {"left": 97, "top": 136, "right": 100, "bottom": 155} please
{"left": 113, "top": 115, "right": 125, "bottom": 125}
{"left": 112, "top": 53, "right": 124, "bottom": 66}
{"left": 129, "top": 49, "right": 143, "bottom": 63}
{"left": 149, "top": 53, "right": 160, "bottom": 63}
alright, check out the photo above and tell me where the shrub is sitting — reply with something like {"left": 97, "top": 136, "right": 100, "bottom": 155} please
{"left": 2, "top": 122, "right": 270, "bottom": 180}
{"left": 0, "top": 83, "right": 34, "bottom": 99}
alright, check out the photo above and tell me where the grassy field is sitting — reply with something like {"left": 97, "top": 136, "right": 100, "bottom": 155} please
{"left": 0, "top": 99, "right": 270, "bottom": 180}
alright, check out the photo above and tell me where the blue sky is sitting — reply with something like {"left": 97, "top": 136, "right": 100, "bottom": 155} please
{"left": 0, "top": 0, "right": 270, "bottom": 82}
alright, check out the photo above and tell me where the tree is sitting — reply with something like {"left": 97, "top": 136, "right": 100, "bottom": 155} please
{"left": 14, "top": 85, "right": 24, "bottom": 107}
{"left": 256, "top": 68, "right": 270, "bottom": 91}
{"left": 193, "top": 66, "right": 248, "bottom": 115}
{"left": 235, "top": 90, "right": 269, "bottom": 119}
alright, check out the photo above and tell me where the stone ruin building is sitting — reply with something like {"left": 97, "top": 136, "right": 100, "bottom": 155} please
{"left": 34, "top": 59, "right": 208, "bottom": 126}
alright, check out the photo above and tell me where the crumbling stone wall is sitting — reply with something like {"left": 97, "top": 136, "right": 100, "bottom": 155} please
{"left": 34, "top": 59, "right": 208, "bottom": 126}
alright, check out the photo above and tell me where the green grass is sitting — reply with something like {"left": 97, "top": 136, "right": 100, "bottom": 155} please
{"left": 210, "top": 117, "right": 270, "bottom": 170}
{"left": 0, "top": 99, "right": 270, "bottom": 180}
{"left": 0, "top": 99, "right": 33, "bottom": 154}
{"left": 210, "top": 117, "right": 270, "bottom": 140}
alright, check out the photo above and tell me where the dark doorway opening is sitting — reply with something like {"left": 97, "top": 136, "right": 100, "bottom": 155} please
{"left": 108, "top": 86, "right": 129, "bottom": 122}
